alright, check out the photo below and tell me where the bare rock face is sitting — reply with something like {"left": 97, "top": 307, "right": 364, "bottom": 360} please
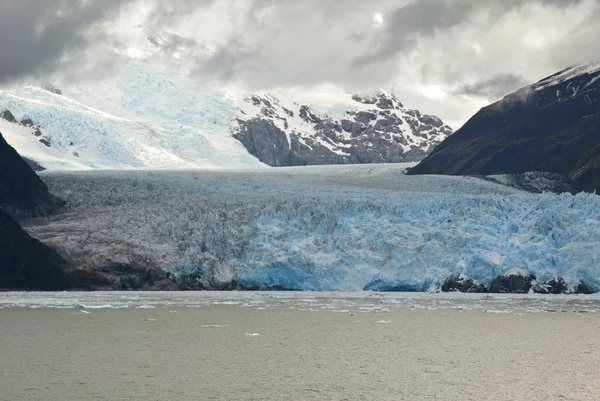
{"left": 1, "top": 110, "right": 17, "bottom": 123}
{"left": 233, "top": 118, "right": 290, "bottom": 167}
{"left": 234, "top": 92, "right": 453, "bottom": 166}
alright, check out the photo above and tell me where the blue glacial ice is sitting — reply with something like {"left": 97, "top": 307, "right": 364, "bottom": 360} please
{"left": 33, "top": 165, "right": 600, "bottom": 292}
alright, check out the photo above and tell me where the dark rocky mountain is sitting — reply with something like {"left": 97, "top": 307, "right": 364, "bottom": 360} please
{"left": 409, "top": 62, "right": 600, "bottom": 194}
{"left": 235, "top": 92, "right": 453, "bottom": 166}
{"left": 0, "top": 131, "right": 108, "bottom": 290}
{"left": 0, "top": 208, "right": 110, "bottom": 290}
{"left": 0, "top": 131, "right": 62, "bottom": 219}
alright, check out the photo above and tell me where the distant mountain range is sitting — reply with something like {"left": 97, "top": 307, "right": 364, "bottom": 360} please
{"left": 0, "top": 30, "right": 452, "bottom": 171}
{"left": 410, "top": 62, "right": 600, "bottom": 194}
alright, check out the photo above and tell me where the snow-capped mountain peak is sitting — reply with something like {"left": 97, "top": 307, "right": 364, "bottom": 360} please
{"left": 232, "top": 91, "right": 453, "bottom": 166}
{"left": 533, "top": 61, "right": 600, "bottom": 92}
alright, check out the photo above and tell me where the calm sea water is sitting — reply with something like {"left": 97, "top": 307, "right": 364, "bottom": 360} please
{"left": 1, "top": 292, "right": 600, "bottom": 401}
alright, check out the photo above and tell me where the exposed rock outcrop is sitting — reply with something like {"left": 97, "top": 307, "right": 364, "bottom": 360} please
{"left": 233, "top": 119, "right": 290, "bottom": 167}
{"left": 439, "top": 273, "right": 596, "bottom": 294}
{"left": 441, "top": 275, "right": 487, "bottom": 293}
{"left": 1, "top": 110, "right": 53, "bottom": 154}
{"left": 532, "top": 277, "right": 569, "bottom": 295}
{"left": 489, "top": 274, "right": 535, "bottom": 294}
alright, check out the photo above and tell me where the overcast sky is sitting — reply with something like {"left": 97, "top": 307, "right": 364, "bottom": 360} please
{"left": 1, "top": 0, "right": 599, "bottom": 127}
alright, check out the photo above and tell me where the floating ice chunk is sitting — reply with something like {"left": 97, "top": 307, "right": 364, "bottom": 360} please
{"left": 377, "top": 320, "right": 392, "bottom": 324}
{"left": 91, "top": 304, "right": 128, "bottom": 309}
{"left": 359, "top": 307, "right": 389, "bottom": 312}
{"left": 202, "top": 325, "right": 227, "bottom": 328}
{"left": 245, "top": 333, "right": 260, "bottom": 337}
{"left": 73, "top": 304, "right": 128, "bottom": 309}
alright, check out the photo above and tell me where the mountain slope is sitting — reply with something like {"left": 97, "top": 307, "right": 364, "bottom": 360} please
{"left": 0, "top": 131, "right": 110, "bottom": 290}
{"left": 0, "top": 130, "right": 64, "bottom": 219}
{"left": 409, "top": 62, "right": 600, "bottom": 194}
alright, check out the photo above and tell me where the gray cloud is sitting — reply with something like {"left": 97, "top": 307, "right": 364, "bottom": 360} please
{"left": 458, "top": 74, "right": 530, "bottom": 99}
{"left": 183, "top": 0, "right": 599, "bottom": 93}
{"left": 0, "top": 0, "right": 134, "bottom": 83}
{"left": 357, "top": 0, "right": 591, "bottom": 66}
{"left": 1, "top": 0, "right": 599, "bottom": 126}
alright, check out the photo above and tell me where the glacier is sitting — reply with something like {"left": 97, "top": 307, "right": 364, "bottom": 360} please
{"left": 26, "top": 165, "right": 600, "bottom": 292}
{"left": 0, "top": 61, "right": 265, "bottom": 170}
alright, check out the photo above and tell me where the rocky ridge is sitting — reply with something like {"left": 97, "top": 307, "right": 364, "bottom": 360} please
{"left": 234, "top": 92, "right": 453, "bottom": 166}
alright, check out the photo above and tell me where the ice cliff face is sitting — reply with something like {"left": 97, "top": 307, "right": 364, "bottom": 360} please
{"left": 234, "top": 92, "right": 452, "bottom": 166}
{"left": 28, "top": 166, "right": 600, "bottom": 293}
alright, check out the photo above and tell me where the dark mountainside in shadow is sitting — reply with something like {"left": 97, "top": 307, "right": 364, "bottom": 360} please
{"left": 409, "top": 63, "right": 600, "bottom": 194}
{"left": 0, "top": 131, "right": 110, "bottom": 290}
{"left": 0, "top": 131, "right": 64, "bottom": 219}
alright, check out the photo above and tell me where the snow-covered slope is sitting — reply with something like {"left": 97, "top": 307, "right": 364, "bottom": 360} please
{"left": 0, "top": 30, "right": 452, "bottom": 170}
{"left": 0, "top": 64, "right": 264, "bottom": 170}
{"left": 27, "top": 166, "right": 600, "bottom": 292}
